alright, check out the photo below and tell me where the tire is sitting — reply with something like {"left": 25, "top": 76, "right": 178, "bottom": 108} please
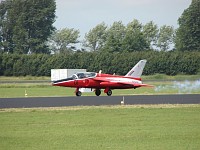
{"left": 107, "top": 90, "right": 112, "bottom": 96}
{"left": 76, "top": 91, "right": 82, "bottom": 96}
{"left": 95, "top": 89, "right": 101, "bottom": 96}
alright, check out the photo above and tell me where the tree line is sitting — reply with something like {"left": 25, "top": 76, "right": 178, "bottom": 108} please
{"left": 1, "top": 51, "right": 200, "bottom": 76}
{"left": 0, "top": 0, "right": 199, "bottom": 54}
{"left": 0, "top": 0, "right": 199, "bottom": 77}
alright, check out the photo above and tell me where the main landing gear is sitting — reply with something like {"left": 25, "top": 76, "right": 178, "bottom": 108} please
{"left": 106, "top": 89, "right": 112, "bottom": 96}
{"left": 95, "top": 89, "right": 112, "bottom": 96}
{"left": 95, "top": 89, "right": 101, "bottom": 96}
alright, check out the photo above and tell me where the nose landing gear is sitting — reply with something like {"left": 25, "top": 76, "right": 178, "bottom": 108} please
{"left": 75, "top": 88, "right": 82, "bottom": 96}
{"left": 75, "top": 91, "right": 82, "bottom": 96}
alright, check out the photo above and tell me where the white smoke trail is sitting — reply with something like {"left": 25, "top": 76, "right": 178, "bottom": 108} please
{"left": 154, "top": 80, "right": 200, "bottom": 94}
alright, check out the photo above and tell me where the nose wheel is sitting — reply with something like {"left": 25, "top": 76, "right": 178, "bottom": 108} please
{"left": 75, "top": 88, "right": 82, "bottom": 96}
{"left": 76, "top": 91, "right": 82, "bottom": 96}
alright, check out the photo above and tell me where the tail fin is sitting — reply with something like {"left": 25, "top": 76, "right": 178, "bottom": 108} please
{"left": 125, "top": 60, "right": 147, "bottom": 78}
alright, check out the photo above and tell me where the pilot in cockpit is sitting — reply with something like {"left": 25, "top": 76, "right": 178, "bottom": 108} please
{"left": 77, "top": 73, "right": 85, "bottom": 79}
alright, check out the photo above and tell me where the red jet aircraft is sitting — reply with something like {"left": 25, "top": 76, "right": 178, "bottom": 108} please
{"left": 52, "top": 60, "right": 153, "bottom": 96}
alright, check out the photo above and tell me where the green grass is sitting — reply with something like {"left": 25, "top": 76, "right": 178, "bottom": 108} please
{"left": 0, "top": 105, "right": 200, "bottom": 150}
{"left": 0, "top": 74, "right": 200, "bottom": 98}
{"left": 0, "top": 80, "right": 200, "bottom": 98}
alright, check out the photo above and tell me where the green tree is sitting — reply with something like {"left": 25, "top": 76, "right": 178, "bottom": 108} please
{"left": 0, "top": 0, "right": 14, "bottom": 53}
{"left": 156, "top": 25, "right": 175, "bottom": 51}
{"left": 123, "top": 19, "right": 149, "bottom": 51}
{"left": 48, "top": 28, "right": 80, "bottom": 53}
{"left": 0, "top": 0, "right": 56, "bottom": 54}
{"left": 175, "top": 0, "right": 200, "bottom": 51}
{"left": 103, "top": 21, "right": 126, "bottom": 52}
{"left": 83, "top": 22, "right": 107, "bottom": 51}
{"left": 143, "top": 21, "right": 159, "bottom": 50}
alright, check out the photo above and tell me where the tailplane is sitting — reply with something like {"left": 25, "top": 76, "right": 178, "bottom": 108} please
{"left": 125, "top": 60, "right": 147, "bottom": 78}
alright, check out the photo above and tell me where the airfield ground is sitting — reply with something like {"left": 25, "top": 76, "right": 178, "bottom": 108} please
{"left": 0, "top": 75, "right": 200, "bottom": 149}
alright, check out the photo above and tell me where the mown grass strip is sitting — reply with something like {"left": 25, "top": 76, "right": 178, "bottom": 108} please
{"left": 0, "top": 104, "right": 200, "bottom": 150}
{"left": 0, "top": 104, "right": 200, "bottom": 112}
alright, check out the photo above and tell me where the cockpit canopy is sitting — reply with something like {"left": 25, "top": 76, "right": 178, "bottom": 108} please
{"left": 72, "top": 72, "right": 96, "bottom": 79}
{"left": 53, "top": 72, "right": 97, "bottom": 84}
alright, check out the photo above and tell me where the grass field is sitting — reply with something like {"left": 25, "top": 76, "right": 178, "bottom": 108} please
{"left": 0, "top": 105, "right": 200, "bottom": 150}
{"left": 0, "top": 74, "right": 200, "bottom": 97}
{"left": 0, "top": 81, "right": 200, "bottom": 98}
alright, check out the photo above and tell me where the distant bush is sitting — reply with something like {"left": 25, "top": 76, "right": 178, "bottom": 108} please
{"left": 0, "top": 51, "right": 200, "bottom": 76}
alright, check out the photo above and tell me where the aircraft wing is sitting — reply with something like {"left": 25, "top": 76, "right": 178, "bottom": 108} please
{"left": 94, "top": 77, "right": 131, "bottom": 86}
{"left": 94, "top": 77, "right": 154, "bottom": 87}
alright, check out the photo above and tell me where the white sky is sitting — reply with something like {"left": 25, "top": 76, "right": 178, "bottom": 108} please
{"left": 54, "top": 0, "right": 191, "bottom": 39}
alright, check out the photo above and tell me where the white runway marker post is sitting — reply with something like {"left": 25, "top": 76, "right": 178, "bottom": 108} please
{"left": 25, "top": 90, "right": 28, "bottom": 97}
{"left": 121, "top": 96, "right": 125, "bottom": 105}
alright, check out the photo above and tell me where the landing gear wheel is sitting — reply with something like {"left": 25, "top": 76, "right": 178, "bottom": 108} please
{"left": 76, "top": 91, "right": 82, "bottom": 96}
{"left": 107, "top": 90, "right": 112, "bottom": 96}
{"left": 95, "top": 89, "right": 101, "bottom": 96}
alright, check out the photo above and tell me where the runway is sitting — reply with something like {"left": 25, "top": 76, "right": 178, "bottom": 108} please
{"left": 0, "top": 94, "right": 200, "bottom": 108}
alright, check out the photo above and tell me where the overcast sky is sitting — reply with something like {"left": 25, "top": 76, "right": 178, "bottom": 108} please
{"left": 54, "top": 0, "right": 191, "bottom": 38}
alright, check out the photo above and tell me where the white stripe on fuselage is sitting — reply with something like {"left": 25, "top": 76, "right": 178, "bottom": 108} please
{"left": 104, "top": 77, "right": 142, "bottom": 84}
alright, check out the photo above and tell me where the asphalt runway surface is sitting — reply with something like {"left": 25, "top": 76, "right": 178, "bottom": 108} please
{"left": 0, "top": 94, "right": 200, "bottom": 108}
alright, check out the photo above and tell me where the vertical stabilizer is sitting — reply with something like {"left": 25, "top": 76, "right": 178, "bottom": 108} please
{"left": 125, "top": 60, "right": 147, "bottom": 78}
